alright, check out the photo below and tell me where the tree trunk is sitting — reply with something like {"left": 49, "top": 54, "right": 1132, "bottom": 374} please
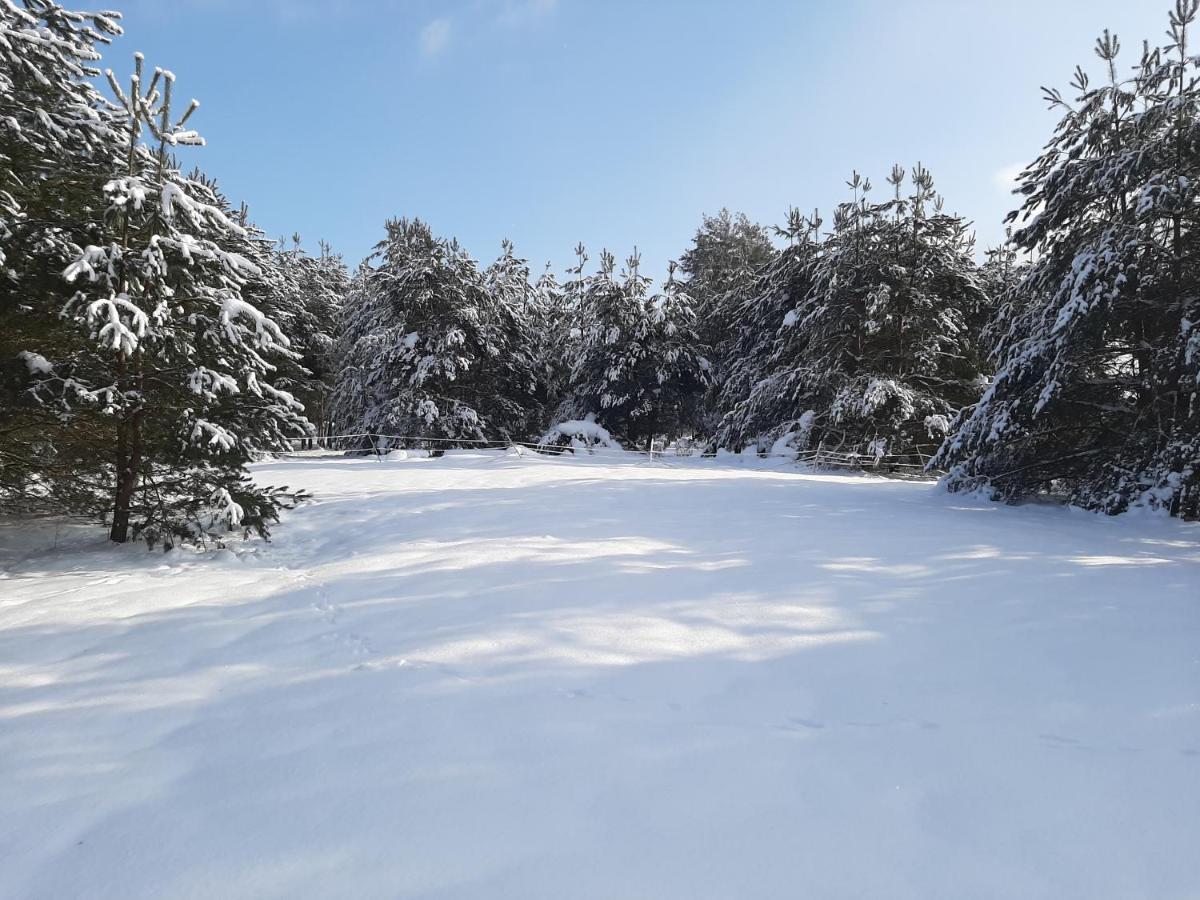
{"left": 109, "top": 411, "right": 142, "bottom": 543}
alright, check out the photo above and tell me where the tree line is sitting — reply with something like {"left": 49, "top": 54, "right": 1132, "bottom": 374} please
{"left": 3, "top": 0, "right": 1197, "bottom": 550}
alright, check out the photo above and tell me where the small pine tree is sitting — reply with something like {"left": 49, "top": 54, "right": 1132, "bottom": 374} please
{"left": 48, "top": 56, "right": 310, "bottom": 545}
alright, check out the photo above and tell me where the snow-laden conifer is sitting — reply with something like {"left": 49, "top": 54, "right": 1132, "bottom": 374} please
{"left": 710, "top": 209, "right": 823, "bottom": 450}
{"left": 265, "top": 235, "right": 348, "bottom": 439}
{"left": 331, "top": 220, "right": 538, "bottom": 445}
{"left": 0, "top": 0, "right": 124, "bottom": 515}
{"left": 559, "top": 249, "right": 708, "bottom": 447}
{"left": 43, "top": 55, "right": 309, "bottom": 545}
{"left": 715, "top": 169, "right": 988, "bottom": 463}
{"left": 936, "top": 3, "right": 1200, "bottom": 518}
{"left": 679, "top": 208, "right": 775, "bottom": 392}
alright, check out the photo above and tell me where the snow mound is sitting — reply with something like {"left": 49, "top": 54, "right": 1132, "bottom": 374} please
{"left": 540, "top": 413, "right": 623, "bottom": 451}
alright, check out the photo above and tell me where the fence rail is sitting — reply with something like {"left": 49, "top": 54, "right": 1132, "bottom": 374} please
{"left": 270, "top": 433, "right": 940, "bottom": 477}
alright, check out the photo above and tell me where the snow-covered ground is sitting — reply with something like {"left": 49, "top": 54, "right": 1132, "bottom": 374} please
{"left": 1, "top": 451, "right": 1198, "bottom": 899}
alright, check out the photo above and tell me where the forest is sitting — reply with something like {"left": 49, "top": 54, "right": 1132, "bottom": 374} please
{"left": 3, "top": 0, "right": 1199, "bottom": 548}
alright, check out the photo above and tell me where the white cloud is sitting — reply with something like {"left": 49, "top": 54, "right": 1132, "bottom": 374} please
{"left": 420, "top": 18, "right": 452, "bottom": 57}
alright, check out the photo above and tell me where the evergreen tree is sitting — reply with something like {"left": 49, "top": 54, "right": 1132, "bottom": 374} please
{"left": 0, "top": 0, "right": 124, "bottom": 516}
{"left": 2, "top": 11, "right": 310, "bottom": 545}
{"left": 937, "top": 3, "right": 1200, "bottom": 518}
{"left": 267, "top": 234, "right": 347, "bottom": 439}
{"left": 48, "top": 56, "right": 310, "bottom": 545}
{"left": 481, "top": 239, "right": 542, "bottom": 437}
{"left": 711, "top": 210, "right": 823, "bottom": 450}
{"left": 560, "top": 249, "right": 708, "bottom": 447}
{"left": 679, "top": 209, "right": 775, "bottom": 386}
{"left": 716, "top": 168, "right": 989, "bottom": 463}
{"left": 529, "top": 261, "right": 571, "bottom": 422}
{"left": 559, "top": 248, "right": 646, "bottom": 440}
{"left": 331, "top": 219, "right": 536, "bottom": 445}
{"left": 639, "top": 261, "right": 710, "bottom": 442}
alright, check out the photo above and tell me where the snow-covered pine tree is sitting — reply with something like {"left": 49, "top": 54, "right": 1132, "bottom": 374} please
{"left": 678, "top": 208, "right": 775, "bottom": 382}
{"left": 559, "top": 249, "right": 650, "bottom": 444}
{"left": 936, "top": 4, "right": 1200, "bottom": 518}
{"left": 977, "top": 237, "right": 1023, "bottom": 330}
{"left": 331, "top": 219, "right": 536, "bottom": 446}
{"left": 716, "top": 168, "right": 989, "bottom": 463}
{"left": 636, "top": 261, "right": 711, "bottom": 443}
{"left": 481, "top": 239, "right": 542, "bottom": 437}
{"left": 799, "top": 167, "right": 988, "bottom": 464}
{"left": 545, "top": 242, "right": 590, "bottom": 419}
{"left": 710, "top": 209, "right": 823, "bottom": 451}
{"left": 557, "top": 249, "right": 708, "bottom": 447}
{"left": 0, "top": 1, "right": 124, "bottom": 515}
{"left": 47, "top": 55, "right": 310, "bottom": 545}
{"left": 529, "top": 260, "right": 571, "bottom": 421}
{"left": 266, "top": 234, "right": 347, "bottom": 440}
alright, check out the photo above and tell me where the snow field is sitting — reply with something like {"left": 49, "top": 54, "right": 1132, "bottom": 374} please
{"left": 1, "top": 451, "right": 1198, "bottom": 899}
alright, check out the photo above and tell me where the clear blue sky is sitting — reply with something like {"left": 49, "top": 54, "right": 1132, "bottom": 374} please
{"left": 114, "top": 0, "right": 1164, "bottom": 280}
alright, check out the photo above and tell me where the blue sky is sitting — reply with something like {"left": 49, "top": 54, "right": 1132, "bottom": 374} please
{"left": 115, "top": 0, "right": 1164, "bottom": 280}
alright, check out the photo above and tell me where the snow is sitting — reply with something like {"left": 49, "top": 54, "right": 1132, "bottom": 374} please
{"left": 86, "top": 293, "right": 149, "bottom": 354}
{"left": 1, "top": 453, "right": 1198, "bottom": 899}
{"left": 768, "top": 431, "right": 800, "bottom": 459}
{"left": 17, "top": 350, "right": 52, "bottom": 375}
{"left": 62, "top": 244, "right": 111, "bottom": 283}
{"left": 189, "top": 419, "right": 238, "bottom": 451}
{"left": 220, "top": 297, "right": 288, "bottom": 349}
{"left": 540, "top": 414, "right": 621, "bottom": 449}
{"left": 159, "top": 180, "right": 189, "bottom": 221}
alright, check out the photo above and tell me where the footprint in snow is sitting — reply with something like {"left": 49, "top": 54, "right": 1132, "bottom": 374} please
{"left": 345, "top": 632, "right": 373, "bottom": 656}
{"left": 312, "top": 596, "right": 337, "bottom": 624}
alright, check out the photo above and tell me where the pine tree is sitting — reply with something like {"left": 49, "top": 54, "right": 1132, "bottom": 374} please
{"left": 529, "top": 260, "right": 570, "bottom": 422}
{"left": 638, "top": 261, "right": 710, "bottom": 443}
{"left": 0, "top": 1, "right": 124, "bottom": 516}
{"left": 715, "top": 168, "right": 989, "bottom": 463}
{"left": 711, "top": 210, "right": 823, "bottom": 450}
{"left": 266, "top": 234, "right": 347, "bottom": 440}
{"left": 560, "top": 249, "right": 647, "bottom": 442}
{"left": 331, "top": 219, "right": 536, "bottom": 445}
{"left": 41, "top": 55, "right": 309, "bottom": 545}
{"left": 558, "top": 249, "right": 708, "bottom": 447}
{"left": 481, "top": 239, "right": 542, "bottom": 437}
{"left": 679, "top": 209, "right": 775, "bottom": 390}
{"left": 936, "top": 4, "right": 1200, "bottom": 518}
